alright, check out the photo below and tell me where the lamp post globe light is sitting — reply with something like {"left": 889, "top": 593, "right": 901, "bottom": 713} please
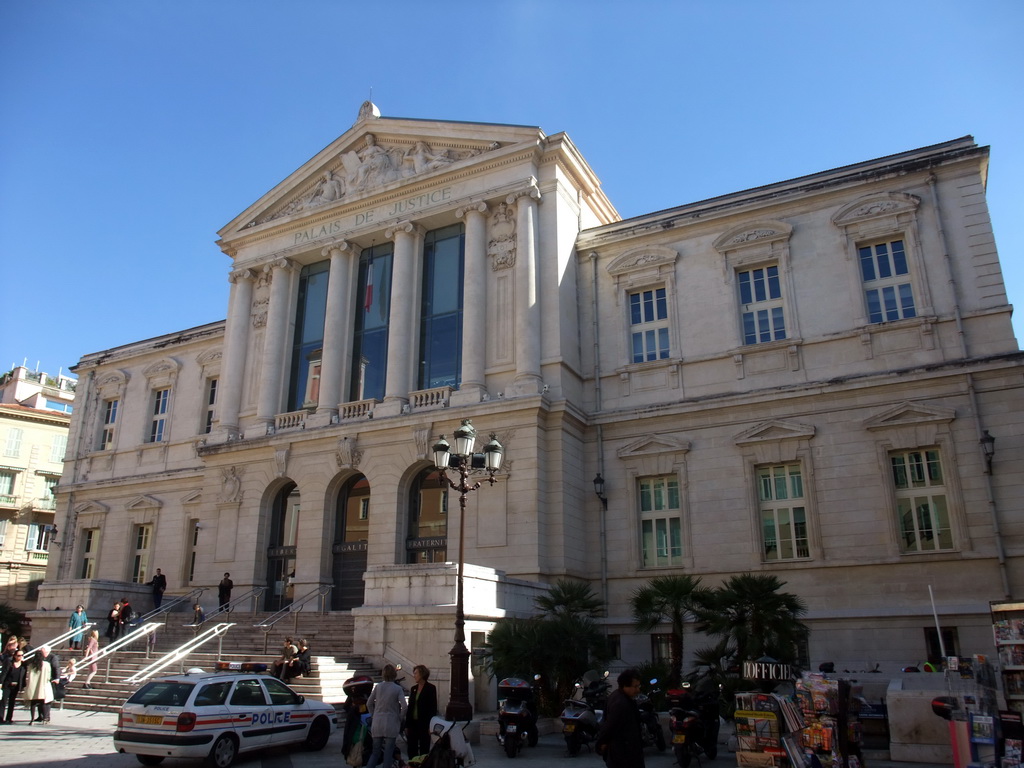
{"left": 431, "top": 418, "right": 504, "bottom": 721}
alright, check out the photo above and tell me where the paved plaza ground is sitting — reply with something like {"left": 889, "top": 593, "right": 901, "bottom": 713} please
{"left": 0, "top": 707, "right": 954, "bottom": 768}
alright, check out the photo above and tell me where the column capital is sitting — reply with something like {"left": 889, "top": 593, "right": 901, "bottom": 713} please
{"left": 228, "top": 267, "right": 257, "bottom": 284}
{"left": 321, "top": 240, "right": 361, "bottom": 259}
{"left": 456, "top": 201, "right": 490, "bottom": 219}
{"left": 506, "top": 181, "right": 542, "bottom": 206}
{"left": 385, "top": 221, "right": 425, "bottom": 240}
{"left": 263, "top": 257, "right": 295, "bottom": 274}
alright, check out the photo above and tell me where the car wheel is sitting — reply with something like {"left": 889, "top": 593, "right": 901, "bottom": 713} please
{"left": 305, "top": 716, "right": 331, "bottom": 751}
{"left": 136, "top": 757, "right": 165, "bottom": 766}
{"left": 206, "top": 734, "right": 238, "bottom": 768}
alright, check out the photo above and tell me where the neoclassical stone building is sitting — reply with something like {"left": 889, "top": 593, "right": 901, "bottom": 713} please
{"left": 41, "top": 103, "right": 1023, "bottom": 708}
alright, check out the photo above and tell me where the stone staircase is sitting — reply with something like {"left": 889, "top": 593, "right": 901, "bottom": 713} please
{"left": 55, "top": 611, "right": 378, "bottom": 714}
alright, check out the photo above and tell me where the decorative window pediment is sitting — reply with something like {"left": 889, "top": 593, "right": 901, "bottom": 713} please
{"left": 74, "top": 500, "right": 109, "bottom": 516}
{"left": 714, "top": 220, "right": 793, "bottom": 256}
{"left": 125, "top": 494, "right": 162, "bottom": 512}
{"left": 95, "top": 370, "right": 129, "bottom": 400}
{"left": 617, "top": 434, "right": 691, "bottom": 458}
{"left": 181, "top": 489, "right": 202, "bottom": 505}
{"left": 832, "top": 192, "right": 921, "bottom": 229}
{"left": 196, "top": 348, "right": 223, "bottom": 376}
{"left": 863, "top": 402, "right": 955, "bottom": 431}
{"left": 606, "top": 245, "right": 679, "bottom": 290}
{"left": 734, "top": 420, "right": 816, "bottom": 445}
{"left": 142, "top": 358, "right": 180, "bottom": 389}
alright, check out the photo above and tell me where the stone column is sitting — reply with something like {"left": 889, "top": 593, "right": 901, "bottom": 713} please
{"left": 256, "top": 258, "right": 295, "bottom": 429}
{"left": 508, "top": 187, "right": 543, "bottom": 395}
{"left": 452, "top": 202, "right": 489, "bottom": 405}
{"left": 217, "top": 268, "right": 254, "bottom": 438}
{"left": 377, "top": 222, "right": 423, "bottom": 417}
{"left": 311, "top": 241, "right": 359, "bottom": 425}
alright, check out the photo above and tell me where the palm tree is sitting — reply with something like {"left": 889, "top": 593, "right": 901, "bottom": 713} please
{"left": 534, "top": 578, "right": 603, "bottom": 618}
{"left": 483, "top": 581, "right": 609, "bottom": 715}
{"left": 697, "top": 573, "right": 809, "bottom": 667}
{"left": 631, "top": 574, "right": 711, "bottom": 687}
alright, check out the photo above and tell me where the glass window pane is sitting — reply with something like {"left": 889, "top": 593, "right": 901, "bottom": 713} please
{"left": 899, "top": 283, "right": 916, "bottom": 317}
{"left": 630, "top": 293, "right": 642, "bottom": 325}
{"left": 655, "top": 288, "right": 667, "bottom": 320}
{"left": 739, "top": 272, "right": 752, "bottom": 304}
{"left": 772, "top": 307, "right": 786, "bottom": 340}
{"left": 876, "top": 243, "right": 892, "bottom": 278}
{"left": 767, "top": 266, "right": 780, "bottom": 299}
{"left": 753, "top": 270, "right": 767, "bottom": 302}
{"left": 859, "top": 247, "right": 877, "bottom": 281}
{"left": 743, "top": 312, "right": 756, "bottom": 345}
{"left": 891, "top": 240, "right": 908, "bottom": 275}
{"left": 866, "top": 289, "right": 882, "bottom": 323}
{"left": 658, "top": 328, "right": 670, "bottom": 359}
{"left": 632, "top": 332, "right": 644, "bottom": 364}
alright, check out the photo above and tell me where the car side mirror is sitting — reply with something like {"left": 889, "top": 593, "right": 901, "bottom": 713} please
{"left": 296, "top": 695, "right": 305, "bottom": 705}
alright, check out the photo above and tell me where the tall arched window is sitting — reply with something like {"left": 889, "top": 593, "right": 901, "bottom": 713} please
{"left": 407, "top": 467, "right": 448, "bottom": 563}
{"left": 266, "top": 483, "right": 299, "bottom": 611}
{"left": 332, "top": 474, "right": 369, "bottom": 610}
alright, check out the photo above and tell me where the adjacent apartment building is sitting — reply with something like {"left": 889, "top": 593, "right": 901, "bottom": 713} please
{"left": 40, "top": 103, "right": 1024, "bottom": 709}
{"left": 0, "top": 365, "right": 74, "bottom": 610}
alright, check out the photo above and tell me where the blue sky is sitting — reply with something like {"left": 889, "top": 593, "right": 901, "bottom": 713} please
{"left": 1, "top": 0, "right": 1021, "bottom": 377}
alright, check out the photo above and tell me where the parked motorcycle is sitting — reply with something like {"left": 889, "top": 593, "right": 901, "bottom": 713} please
{"left": 496, "top": 676, "right": 540, "bottom": 758}
{"left": 560, "top": 669, "right": 610, "bottom": 756}
{"left": 667, "top": 682, "right": 720, "bottom": 768}
{"left": 637, "top": 678, "right": 667, "bottom": 752}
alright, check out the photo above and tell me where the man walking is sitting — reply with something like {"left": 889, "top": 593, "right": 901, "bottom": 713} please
{"left": 148, "top": 568, "right": 167, "bottom": 609}
{"left": 597, "top": 668, "right": 645, "bottom": 768}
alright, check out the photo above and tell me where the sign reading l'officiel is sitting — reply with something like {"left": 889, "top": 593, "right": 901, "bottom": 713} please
{"left": 743, "top": 660, "right": 794, "bottom": 681}
{"left": 292, "top": 186, "right": 454, "bottom": 245}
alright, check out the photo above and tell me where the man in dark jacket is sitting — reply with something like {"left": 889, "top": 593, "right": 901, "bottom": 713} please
{"left": 148, "top": 568, "right": 167, "bottom": 609}
{"left": 597, "top": 668, "right": 645, "bottom": 768}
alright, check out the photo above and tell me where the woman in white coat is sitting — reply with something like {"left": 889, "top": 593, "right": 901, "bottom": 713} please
{"left": 364, "top": 664, "right": 407, "bottom": 768}
{"left": 22, "top": 645, "right": 57, "bottom": 724}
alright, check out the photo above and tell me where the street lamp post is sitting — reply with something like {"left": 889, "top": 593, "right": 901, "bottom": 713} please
{"left": 431, "top": 418, "right": 504, "bottom": 721}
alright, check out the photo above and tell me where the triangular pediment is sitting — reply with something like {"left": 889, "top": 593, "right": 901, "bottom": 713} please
{"left": 181, "top": 489, "right": 202, "bottom": 505}
{"left": 220, "top": 102, "right": 545, "bottom": 241}
{"left": 863, "top": 402, "right": 955, "bottom": 431}
{"left": 74, "top": 500, "right": 109, "bottom": 515}
{"left": 125, "top": 494, "right": 162, "bottom": 511}
{"left": 617, "top": 434, "right": 691, "bottom": 458}
{"left": 734, "top": 420, "right": 815, "bottom": 445}
{"left": 713, "top": 220, "right": 792, "bottom": 253}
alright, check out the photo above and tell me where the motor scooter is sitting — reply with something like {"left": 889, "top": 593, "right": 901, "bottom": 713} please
{"left": 559, "top": 670, "right": 610, "bottom": 756}
{"left": 667, "top": 682, "right": 720, "bottom": 768}
{"left": 637, "top": 678, "right": 667, "bottom": 752}
{"left": 496, "top": 676, "right": 540, "bottom": 758}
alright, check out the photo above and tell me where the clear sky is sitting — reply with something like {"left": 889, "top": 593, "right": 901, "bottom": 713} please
{"left": 1, "top": 0, "right": 1021, "bottom": 378}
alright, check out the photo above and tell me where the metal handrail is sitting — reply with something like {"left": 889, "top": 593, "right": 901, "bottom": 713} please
{"left": 254, "top": 585, "right": 333, "bottom": 653}
{"left": 132, "top": 587, "right": 205, "bottom": 626}
{"left": 188, "top": 587, "right": 266, "bottom": 627}
{"left": 74, "top": 622, "right": 164, "bottom": 683}
{"left": 23, "top": 622, "right": 97, "bottom": 660}
{"left": 124, "top": 623, "right": 235, "bottom": 684}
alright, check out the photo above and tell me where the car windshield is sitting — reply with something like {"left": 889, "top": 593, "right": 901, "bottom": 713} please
{"left": 127, "top": 681, "right": 195, "bottom": 707}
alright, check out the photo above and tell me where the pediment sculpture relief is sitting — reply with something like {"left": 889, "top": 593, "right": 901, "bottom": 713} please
{"left": 261, "top": 136, "right": 500, "bottom": 224}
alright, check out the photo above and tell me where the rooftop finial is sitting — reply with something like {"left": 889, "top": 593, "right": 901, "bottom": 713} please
{"left": 357, "top": 100, "right": 380, "bottom": 122}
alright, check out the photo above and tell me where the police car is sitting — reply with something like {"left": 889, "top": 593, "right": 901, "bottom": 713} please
{"left": 113, "top": 664, "right": 337, "bottom": 767}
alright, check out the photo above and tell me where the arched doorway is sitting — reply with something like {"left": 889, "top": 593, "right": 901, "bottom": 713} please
{"left": 332, "top": 474, "right": 369, "bottom": 610}
{"left": 266, "top": 482, "right": 299, "bottom": 611}
{"left": 407, "top": 467, "right": 448, "bottom": 563}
